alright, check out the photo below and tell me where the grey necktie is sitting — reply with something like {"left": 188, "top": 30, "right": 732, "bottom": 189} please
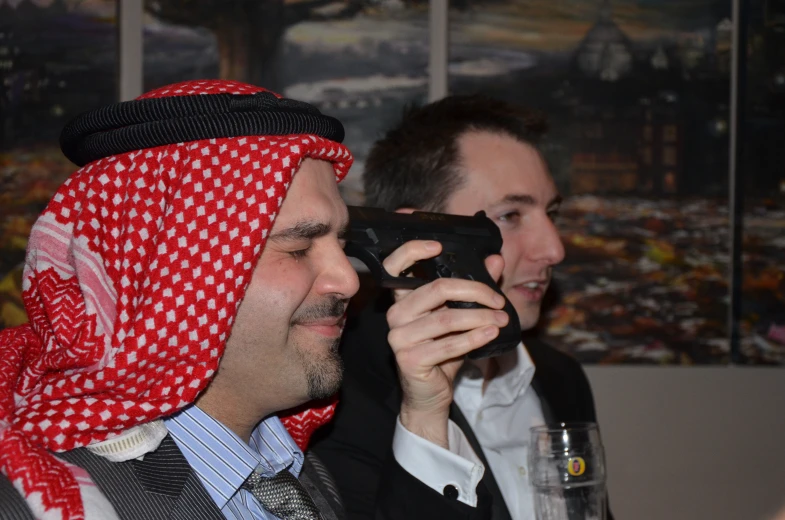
{"left": 243, "top": 466, "right": 322, "bottom": 520}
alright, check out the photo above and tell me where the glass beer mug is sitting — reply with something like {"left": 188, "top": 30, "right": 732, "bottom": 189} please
{"left": 528, "top": 423, "right": 607, "bottom": 520}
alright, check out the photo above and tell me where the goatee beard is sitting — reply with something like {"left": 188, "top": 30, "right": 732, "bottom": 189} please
{"left": 304, "top": 337, "right": 343, "bottom": 400}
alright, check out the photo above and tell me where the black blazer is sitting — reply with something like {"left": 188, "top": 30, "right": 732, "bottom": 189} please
{"left": 0, "top": 435, "right": 345, "bottom": 520}
{"left": 311, "top": 291, "right": 612, "bottom": 520}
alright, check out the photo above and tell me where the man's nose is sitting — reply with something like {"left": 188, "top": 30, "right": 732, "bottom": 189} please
{"left": 318, "top": 247, "right": 361, "bottom": 299}
{"left": 528, "top": 215, "right": 566, "bottom": 266}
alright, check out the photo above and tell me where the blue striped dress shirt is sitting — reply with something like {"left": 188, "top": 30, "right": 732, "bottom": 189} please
{"left": 164, "top": 405, "right": 304, "bottom": 520}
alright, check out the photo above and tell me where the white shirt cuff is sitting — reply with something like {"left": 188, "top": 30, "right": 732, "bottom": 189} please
{"left": 392, "top": 415, "right": 485, "bottom": 507}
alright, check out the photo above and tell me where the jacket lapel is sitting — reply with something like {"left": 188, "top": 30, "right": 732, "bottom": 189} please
{"left": 167, "top": 472, "right": 226, "bottom": 520}
{"left": 130, "top": 436, "right": 224, "bottom": 520}
{"left": 530, "top": 374, "right": 556, "bottom": 426}
{"left": 299, "top": 452, "right": 346, "bottom": 520}
{"left": 526, "top": 339, "right": 562, "bottom": 425}
{"left": 130, "top": 436, "right": 191, "bottom": 497}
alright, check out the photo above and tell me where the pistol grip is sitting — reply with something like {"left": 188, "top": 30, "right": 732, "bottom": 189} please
{"left": 422, "top": 252, "right": 521, "bottom": 359}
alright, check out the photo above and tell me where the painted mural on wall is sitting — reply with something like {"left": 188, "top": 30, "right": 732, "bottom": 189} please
{"left": 446, "top": 0, "right": 785, "bottom": 365}
{"left": 0, "top": 0, "right": 117, "bottom": 330}
{"left": 1, "top": 0, "right": 782, "bottom": 365}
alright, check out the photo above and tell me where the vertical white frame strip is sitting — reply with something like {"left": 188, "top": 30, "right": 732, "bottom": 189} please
{"left": 428, "top": 0, "right": 449, "bottom": 102}
{"left": 118, "top": 0, "right": 143, "bottom": 101}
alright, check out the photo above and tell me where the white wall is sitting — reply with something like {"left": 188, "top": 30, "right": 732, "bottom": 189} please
{"left": 585, "top": 367, "right": 785, "bottom": 520}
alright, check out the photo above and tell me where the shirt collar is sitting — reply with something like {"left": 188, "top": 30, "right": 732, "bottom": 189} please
{"left": 455, "top": 341, "right": 536, "bottom": 407}
{"left": 163, "top": 404, "right": 304, "bottom": 510}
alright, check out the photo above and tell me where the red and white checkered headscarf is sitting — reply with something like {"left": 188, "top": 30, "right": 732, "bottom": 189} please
{"left": 0, "top": 80, "right": 352, "bottom": 520}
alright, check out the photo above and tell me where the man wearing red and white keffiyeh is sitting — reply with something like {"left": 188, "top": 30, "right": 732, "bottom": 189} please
{"left": 0, "top": 79, "right": 502, "bottom": 520}
{"left": 0, "top": 79, "right": 358, "bottom": 520}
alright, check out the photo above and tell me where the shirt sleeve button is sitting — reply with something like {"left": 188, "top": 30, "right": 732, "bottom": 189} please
{"left": 443, "top": 484, "right": 459, "bottom": 500}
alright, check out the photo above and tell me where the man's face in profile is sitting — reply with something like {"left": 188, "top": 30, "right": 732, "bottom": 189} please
{"left": 214, "top": 158, "right": 360, "bottom": 414}
{"left": 445, "top": 131, "right": 565, "bottom": 331}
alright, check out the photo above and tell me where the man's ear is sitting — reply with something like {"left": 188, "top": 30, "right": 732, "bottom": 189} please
{"left": 395, "top": 207, "right": 417, "bottom": 215}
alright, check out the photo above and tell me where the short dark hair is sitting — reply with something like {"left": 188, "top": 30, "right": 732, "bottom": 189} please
{"left": 362, "top": 95, "right": 548, "bottom": 212}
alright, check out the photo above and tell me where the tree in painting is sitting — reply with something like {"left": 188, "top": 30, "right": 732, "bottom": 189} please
{"left": 145, "top": 0, "right": 366, "bottom": 88}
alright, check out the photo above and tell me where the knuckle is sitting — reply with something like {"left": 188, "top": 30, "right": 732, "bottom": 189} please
{"left": 434, "top": 311, "right": 455, "bottom": 329}
{"left": 437, "top": 337, "right": 454, "bottom": 355}
{"left": 469, "top": 328, "right": 486, "bottom": 345}
{"left": 440, "top": 336, "right": 465, "bottom": 357}
{"left": 395, "top": 347, "right": 417, "bottom": 371}
{"left": 386, "top": 304, "right": 402, "bottom": 326}
{"left": 387, "top": 328, "right": 403, "bottom": 348}
{"left": 431, "top": 278, "right": 451, "bottom": 295}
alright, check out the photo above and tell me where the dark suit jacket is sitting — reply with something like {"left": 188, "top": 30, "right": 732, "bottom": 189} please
{"left": 0, "top": 435, "right": 345, "bottom": 520}
{"left": 311, "top": 291, "right": 612, "bottom": 520}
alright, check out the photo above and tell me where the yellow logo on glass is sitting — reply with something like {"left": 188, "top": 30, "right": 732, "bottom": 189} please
{"left": 567, "top": 457, "right": 586, "bottom": 476}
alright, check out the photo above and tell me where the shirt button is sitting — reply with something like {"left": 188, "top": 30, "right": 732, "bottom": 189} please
{"left": 477, "top": 411, "right": 484, "bottom": 421}
{"left": 443, "top": 484, "right": 459, "bottom": 500}
{"left": 518, "top": 466, "right": 527, "bottom": 477}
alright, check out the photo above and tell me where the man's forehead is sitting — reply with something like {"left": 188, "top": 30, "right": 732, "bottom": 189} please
{"left": 272, "top": 164, "right": 348, "bottom": 230}
{"left": 457, "top": 131, "right": 547, "bottom": 175}
{"left": 451, "top": 132, "right": 557, "bottom": 208}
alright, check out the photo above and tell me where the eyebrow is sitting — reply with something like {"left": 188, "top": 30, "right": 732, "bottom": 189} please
{"left": 269, "top": 218, "right": 350, "bottom": 243}
{"left": 491, "top": 193, "right": 563, "bottom": 209}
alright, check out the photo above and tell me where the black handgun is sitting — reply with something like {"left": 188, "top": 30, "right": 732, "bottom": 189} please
{"left": 344, "top": 205, "right": 521, "bottom": 360}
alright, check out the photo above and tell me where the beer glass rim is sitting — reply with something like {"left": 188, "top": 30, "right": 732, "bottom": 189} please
{"left": 530, "top": 422, "right": 599, "bottom": 434}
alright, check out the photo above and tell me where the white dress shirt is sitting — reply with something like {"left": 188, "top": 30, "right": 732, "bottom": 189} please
{"left": 393, "top": 342, "right": 544, "bottom": 518}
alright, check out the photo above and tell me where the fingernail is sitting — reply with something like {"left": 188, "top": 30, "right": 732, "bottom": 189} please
{"left": 425, "top": 241, "right": 440, "bottom": 251}
{"left": 484, "top": 326, "right": 499, "bottom": 338}
{"left": 495, "top": 311, "right": 508, "bottom": 325}
{"left": 494, "top": 294, "right": 506, "bottom": 307}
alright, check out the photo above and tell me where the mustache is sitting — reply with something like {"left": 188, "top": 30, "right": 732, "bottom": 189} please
{"left": 291, "top": 296, "right": 348, "bottom": 324}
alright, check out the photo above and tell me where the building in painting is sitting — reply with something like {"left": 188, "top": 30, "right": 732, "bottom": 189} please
{"left": 573, "top": 0, "right": 634, "bottom": 82}
{"left": 568, "top": 105, "right": 641, "bottom": 195}
{"left": 567, "top": 0, "right": 685, "bottom": 196}
{"left": 639, "top": 103, "right": 683, "bottom": 194}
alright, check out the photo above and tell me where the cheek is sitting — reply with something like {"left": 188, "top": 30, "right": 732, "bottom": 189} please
{"left": 499, "top": 235, "right": 522, "bottom": 274}
{"left": 254, "top": 260, "right": 313, "bottom": 314}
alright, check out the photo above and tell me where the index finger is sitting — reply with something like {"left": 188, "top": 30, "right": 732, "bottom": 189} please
{"left": 382, "top": 240, "right": 443, "bottom": 277}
